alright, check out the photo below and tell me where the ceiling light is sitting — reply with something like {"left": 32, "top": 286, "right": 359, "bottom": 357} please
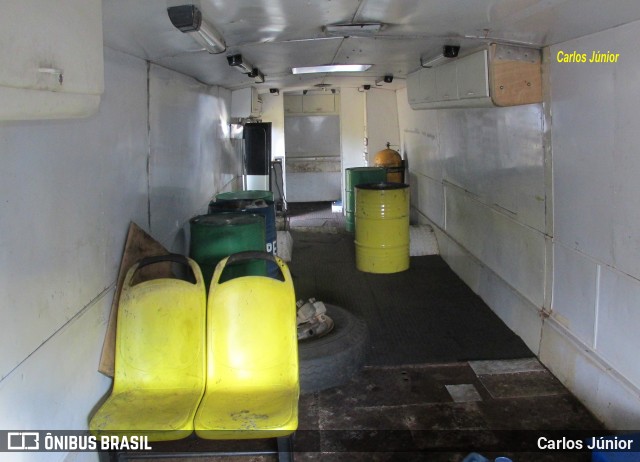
{"left": 227, "top": 54, "right": 254, "bottom": 74}
{"left": 420, "top": 45, "right": 460, "bottom": 68}
{"left": 292, "top": 64, "right": 372, "bottom": 74}
{"left": 324, "top": 23, "right": 384, "bottom": 36}
{"left": 167, "top": 5, "right": 226, "bottom": 54}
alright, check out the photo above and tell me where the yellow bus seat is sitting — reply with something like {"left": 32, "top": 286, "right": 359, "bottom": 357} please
{"left": 90, "top": 254, "right": 207, "bottom": 441}
{"left": 194, "top": 251, "right": 299, "bottom": 440}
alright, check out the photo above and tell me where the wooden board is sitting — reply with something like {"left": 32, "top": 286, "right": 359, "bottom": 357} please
{"left": 489, "top": 44, "right": 543, "bottom": 107}
{"left": 98, "top": 222, "right": 171, "bottom": 377}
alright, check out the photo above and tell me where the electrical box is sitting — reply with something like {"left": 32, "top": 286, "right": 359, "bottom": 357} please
{"left": 231, "top": 87, "right": 262, "bottom": 118}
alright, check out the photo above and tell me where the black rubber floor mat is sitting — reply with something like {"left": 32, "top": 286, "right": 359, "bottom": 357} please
{"left": 288, "top": 231, "right": 534, "bottom": 366}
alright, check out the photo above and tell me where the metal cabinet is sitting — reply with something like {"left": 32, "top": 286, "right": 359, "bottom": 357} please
{"left": 302, "top": 94, "right": 335, "bottom": 113}
{"left": 406, "top": 46, "right": 540, "bottom": 109}
{"left": 457, "top": 50, "right": 490, "bottom": 100}
{"left": 435, "top": 64, "right": 458, "bottom": 101}
{"left": 283, "top": 95, "right": 303, "bottom": 114}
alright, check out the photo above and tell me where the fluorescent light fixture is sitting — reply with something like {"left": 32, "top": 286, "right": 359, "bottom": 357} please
{"left": 420, "top": 45, "right": 460, "bottom": 68}
{"left": 324, "top": 23, "right": 384, "bottom": 36}
{"left": 167, "top": 5, "right": 226, "bottom": 54}
{"left": 227, "top": 54, "right": 254, "bottom": 74}
{"left": 292, "top": 64, "right": 372, "bottom": 74}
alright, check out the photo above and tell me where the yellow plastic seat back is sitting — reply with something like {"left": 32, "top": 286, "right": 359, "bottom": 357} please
{"left": 195, "top": 251, "right": 299, "bottom": 440}
{"left": 90, "top": 254, "right": 206, "bottom": 441}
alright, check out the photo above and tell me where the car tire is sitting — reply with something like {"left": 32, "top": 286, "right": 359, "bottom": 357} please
{"left": 298, "top": 304, "right": 369, "bottom": 393}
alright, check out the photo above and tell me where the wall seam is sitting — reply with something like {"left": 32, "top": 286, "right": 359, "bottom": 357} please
{"left": 0, "top": 284, "right": 115, "bottom": 384}
{"left": 146, "top": 61, "right": 152, "bottom": 232}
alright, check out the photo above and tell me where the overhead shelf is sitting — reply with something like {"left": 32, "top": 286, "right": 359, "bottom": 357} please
{"left": 407, "top": 45, "right": 542, "bottom": 110}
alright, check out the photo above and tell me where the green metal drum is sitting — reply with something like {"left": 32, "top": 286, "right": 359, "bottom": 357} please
{"left": 345, "top": 167, "right": 386, "bottom": 232}
{"left": 215, "top": 190, "right": 274, "bottom": 202}
{"left": 189, "top": 213, "right": 266, "bottom": 289}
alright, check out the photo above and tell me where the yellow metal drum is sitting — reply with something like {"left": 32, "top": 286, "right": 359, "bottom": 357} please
{"left": 355, "top": 183, "right": 410, "bottom": 274}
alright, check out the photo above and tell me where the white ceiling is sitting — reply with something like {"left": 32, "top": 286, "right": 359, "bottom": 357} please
{"left": 103, "top": 0, "right": 640, "bottom": 93}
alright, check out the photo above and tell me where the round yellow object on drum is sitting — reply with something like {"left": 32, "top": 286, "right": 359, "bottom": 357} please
{"left": 373, "top": 144, "right": 404, "bottom": 183}
{"left": 354, "top": 183, "right": 410, "bottom": 273}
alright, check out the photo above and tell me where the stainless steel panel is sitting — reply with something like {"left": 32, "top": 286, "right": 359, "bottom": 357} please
{"left": 445, "top": 183, "right": 546, "bottom": 308}
{"left": 285, "top": 115, "right": 341, "bottom": 158}
{"left": 437, "top": 105, "right": 545, "bottom": 232}
{"left": 597, "top": 267, "right": 640, "bottom": 386}
{"left": 552, "top": 244, "right": 598, "bottom": 347}
{"left": 550, "top": 36, "right": 616, "bottom": 267}
{"left": 0, "top": 49, "right": 149, "bottom": 379}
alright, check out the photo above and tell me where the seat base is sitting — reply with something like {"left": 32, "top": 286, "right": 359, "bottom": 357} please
{"left": 99, "top": 434, "right": 295, "bottom": 462}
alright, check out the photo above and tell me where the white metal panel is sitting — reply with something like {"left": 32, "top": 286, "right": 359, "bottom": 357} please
{"left": 0, "top": 0, "right": 103, "bottom": 120}
{"left": 340, "top": 88, "right": 366, "bottom": 170}
{"left": 551, "top": 244, "right": 599, "bottom": 347}
{"left": 148, "top": 64, "right": 227, "bottom": 250}
{"left": 340, "top": 88, "right": 366, "bottom": 205}
{"left": 550, "top": 35, "right": 616, "bottom": 267}
{"left": 437, "top": 105, "right": 545, "bottom": 232}
{"left": 540, "top": 318, "right": 640, "bottom": 429}
{"left": 596, "top": 267, "right": 640, "bottom": 387}
{"left": 0, "top": 295, "right": 112, "bottom": 435}
{"left": 0, "top": 49, "right": 149, "bottom": 380}
{"left": 457, "top": 50, "right": 490, "bottom": 100}
{"left": 445, "top": 184, "right": 546, "bottom": 308}
{"left": 366, "top": 89, "right": 400, "bottom": 163}
{"left": 285, "top": 172, "right": 341, "bottom": 202}
{"left": 610, "top": 21, "right": 640, "bottom": 279}
{"left": 401, "top": 113, "right": 441, "bottom": 180}
{"left": 435, "top": 64, "right": 458, "bottom": 101}
{"left": 412, "top": 173, "right": 445, "bottom": 229}
{"left": 419, "top": 68, "right": 438, "bottom": 103}
{"left": 406, "top": 71, "right": 421, "bottom": 106}
{"left": 285, "top": 115, "right": 341, "bottom": 158}
{"left": 261, "top": 92, "right": 286, "bottom": 158}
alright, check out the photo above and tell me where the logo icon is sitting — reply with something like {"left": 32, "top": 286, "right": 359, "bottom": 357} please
{"left": 7, "top": 432, "right": 40, "bottom": 450}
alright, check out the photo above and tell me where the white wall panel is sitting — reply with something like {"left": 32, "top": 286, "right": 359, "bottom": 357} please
{"left": 596, "top": 267, "right": 640, "bottom": 386}
{"left": 340, "top": 88, "right": 366, "bottom": 171}
{"left": 402, "top": 122, "right": 441, "bottom": 180}
{"left": 0, "top": 294, "right": 111, "bottom": 436}
{"left": 551, "top": 244, "right": 598, "bottom": 347}
{"left": 545, "top": 18, "right": 640, "bottom": 428}
{"left": 610, "top": 23, "right": 640, "bottom": 279}
{"left": 396, "top": 81, "right": 546, "bottom": 362}
{"left": 550, "top": 35, "right": 616, "bottom": 266}
{"left": 261, "top": 92, "right": 286, "bottom": 158}
{"left": 437, "top": 106, "right": 545, "bottom": 232}
{"left": 148, "top": 65, "right": 228, "bottom": 251}
{"left": 411, "top": 172, "right": 444, "bottom": 229}
{"left": 366, "top": 89, "right": 400, "bottom": 161}
{"left": 445, "top": 184, "right": 546, "bottom": 308}
{"left": 0, "top": 48, "right": 149, "bottom": 381}
{"left": 0, "top": 46, "right": 243, "bottom": 461}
